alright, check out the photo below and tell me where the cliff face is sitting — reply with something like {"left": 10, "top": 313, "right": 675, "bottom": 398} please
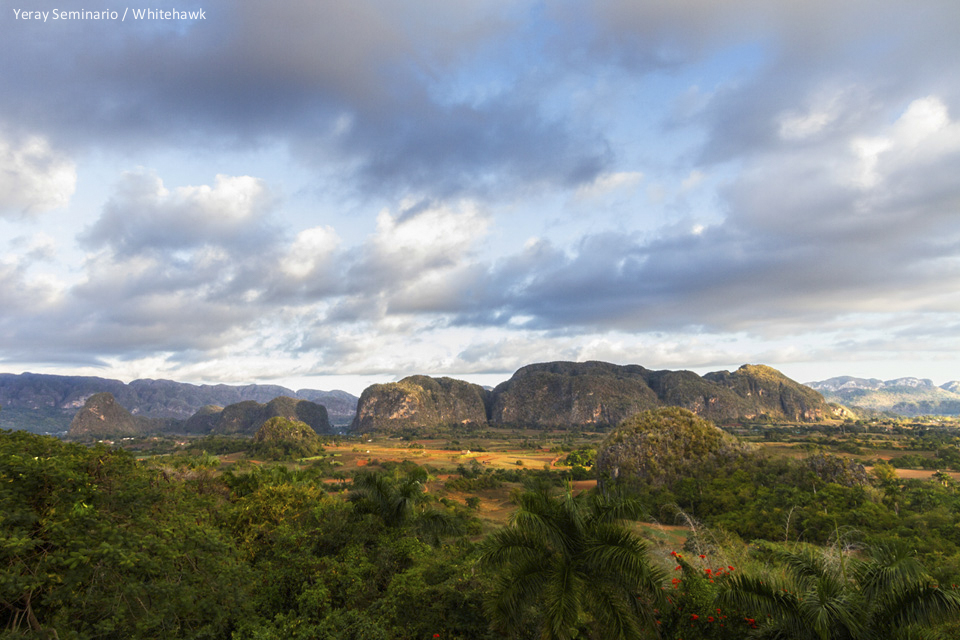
{"left": 67, "top": 393, "right": 154, "bottom": 439}
{"left": 351, "top": 375, "right": 488, "bottom": 433}
{"left": 348, "top": 362, "right": 831, "bottom": 433}
{"left": 489, "top": 361, "right": 660, "bottom": 428}
{"left": 490, "top": 361, "right": 831, "bottom": 428}
{"left": 210, "top": 397, "right": 332, "bottom": 436}
{"left": 703, "top": 364, "right": 829, "bottom": 421}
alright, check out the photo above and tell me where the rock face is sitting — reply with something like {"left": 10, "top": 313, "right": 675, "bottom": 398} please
{"left": 702, "top": 364, "right": 828, "bottom": 421}
{"left": 67, "top": 393, "right": 153, "bottom": 439}
{"left": 210, "top": 397, "right": 332, "bottom": 436}
{"left": 351, "top": 375, "right": 489, "bottom": 433}
{"left": 595, "top": 407, "right": 749, "bottom": 492}
{"left": 490, "top": 362, "right": 831, "bottom": 428}
{"left": 182, "top": 405, "right": 224, "bottom": 434}
{"left": 349, "top": 361, "right": 831, "bottom": 433}
{"left": 489, "top": 361, "right": 660, "bottom": 428}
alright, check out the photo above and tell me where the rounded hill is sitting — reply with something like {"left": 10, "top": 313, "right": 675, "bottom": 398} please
{"left": 596, "top": 407, "right": 749, "bottom": 491}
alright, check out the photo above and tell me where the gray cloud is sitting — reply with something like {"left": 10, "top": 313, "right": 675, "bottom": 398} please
{"left": 0, "top": 0, "right": 610, "bottom": 199}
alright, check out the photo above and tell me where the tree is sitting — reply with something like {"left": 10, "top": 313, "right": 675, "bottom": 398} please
{"left": 719, "top": 542, "right": 960, "bottom": 639}
{"left": 480, "top": 485, "right": 664, "bottom": 640}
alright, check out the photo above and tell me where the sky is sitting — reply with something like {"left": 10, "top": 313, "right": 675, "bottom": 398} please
{"left": 1, "top": 0, "right": 959, "bottom": 395}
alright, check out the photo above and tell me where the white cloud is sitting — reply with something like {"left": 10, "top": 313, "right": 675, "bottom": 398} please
{"left": 281, "top": 225, "right": 341, "bottom": 279}
{"left": 849, "top": 96, "right": 960, "bottom": 190}
{"left": 0, "top": 136, "right": 76, "bottom": 216}
{"left": 372, "top": 199, "right": 488, "bottom": 263}
{"left": 575, "top": 171, "right": 644, "bottom": 199}
{"left": 84, "top": 171, "right": 273, "bottom": 255}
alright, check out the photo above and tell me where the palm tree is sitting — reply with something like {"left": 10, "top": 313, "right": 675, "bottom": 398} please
{"left": 348, "top": 468, "right": 462, "bottom": 543}
{"left": 719, "top": 542, "right": 960, "bottom": 640}
{"left": 480, "top": 484, "right": 664, "bottom": 640}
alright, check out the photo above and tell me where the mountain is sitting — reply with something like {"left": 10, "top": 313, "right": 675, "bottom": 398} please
{"left": 68, "top": 393, "right": 158, "bottom": 439}
{"left": 351, "top": 375, "right": 489, "bottom": 433}
{"left": 488, "top": 361, "right": 660, "bottom": 428}
{"left": 210, "top": 396, "right": 332, "bottom": 436}
{"left": 702, "top": 364, "right": 829, "bottom": 421}
{"left": 807, "top": 376, "right": 960, "bottom": 416}
{"left": 352, "top": 361, "right": 832, "bottom": 433}
{"left": 490, "top": 362, "right": 830, "bottom": 428}
{"left": 65, "top": 394, "right": 332, "bottom": 440}
{"left": 0, "top": 372, "right": 357, "bottom": 433}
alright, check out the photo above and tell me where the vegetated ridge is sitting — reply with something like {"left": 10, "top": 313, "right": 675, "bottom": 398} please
{"left": 0, "top": 372, "right": 357, "bottom": 433}
{"left": 352, "top": 361, "right": 834, "bottom": 432}
{"left": 808, "top": 376, "right": 960, "bottom": 416}
{"left": 66, "top": 394, "right": 331, "bottom": 439}
{"left": 248, "top": 416, "right": 325, "bottom": 460}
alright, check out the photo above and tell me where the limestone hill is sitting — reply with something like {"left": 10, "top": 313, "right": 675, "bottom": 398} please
{"left": 66, "top": 395, "right": 331, "bottom": 439}
{"left": 489, "top": 361, "right": 831, "bottom": 429}
{"left": 248, "top": 416, "right": 324, "bottom": 460}
{"left": 596, "top": 407, "right": 750, "bottom": 491}
{"left": 351, "top": 375, "right": 489, "bottom": 433}
{"left": 210, "top": 396, "right": 332, "bottom": 436}
{"left": 68, "top": 393, "right": 157, "bottom": 439}
{"left": 351, "top": 361, "right": 833, "bottom": 433}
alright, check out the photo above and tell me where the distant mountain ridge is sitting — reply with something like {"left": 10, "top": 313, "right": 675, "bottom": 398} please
{"left": 807, "top": 376, "right": 960, "bottom": 416}
{"left": 66, "top": 393, "right": 332, "bottom": 439}
{"left": 0, "top": 372, "right": 357, "bottom": 433}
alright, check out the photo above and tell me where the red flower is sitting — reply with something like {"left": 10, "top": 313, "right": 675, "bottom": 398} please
{"left": 676, "top": 565, "right": 682, "bottom": 570}
{"left": 705, "top": 568, "right": 712, "bottom": 574}
{"left": 728, "top": 566, "right": 735, "bottom": 571}
{"left": 699, "top": 554, "right": 706, "bottom": 559}
{"left": 690, "top": 614, "right": 699, "bottom": 620}
{"left": 434, "top": 635, "right": 440, "bottom": 638}
{"left": 707, "top": 616, "right": 714, "bottom": 622}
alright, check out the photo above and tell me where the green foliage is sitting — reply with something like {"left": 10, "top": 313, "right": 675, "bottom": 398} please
{"left": 562, "top": 447, "right": 597, "bottom": 467}
{"left": 597, "top": 407, "right": 748, "bottom": 491}
{"left": 247, "top": 416, "right": 324, "bottom": 461}
{"left": 720, "top": 542, "right": 960, "bottom": 639}
{"left": 481, "top": 485, "right": 665, "bottom": 639}
{"left": 0, "top": 430, "right": 248, "bottom": 639}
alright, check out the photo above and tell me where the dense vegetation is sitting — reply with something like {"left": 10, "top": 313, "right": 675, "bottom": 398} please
{"left": 3, "top": 405, "right": 960, "bottom": 639}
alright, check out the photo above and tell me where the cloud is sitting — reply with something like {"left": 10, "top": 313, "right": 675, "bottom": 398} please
{"left": 280, "top": 226, "right": 341, "bottom": 280}
{"left": 0, "top": 135, "right": 76, "bottom": 216}
{"left": 82, "top": 171, "right": 274, "bottom": 256}
{"left": 0, "top": 0, "right": 610, "bottom": 199}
